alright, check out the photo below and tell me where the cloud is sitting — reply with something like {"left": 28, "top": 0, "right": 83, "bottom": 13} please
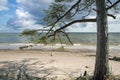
{"left": 7, "top": 0, "right": 53, "bottom": 31}
{"left": 0, "top": 0, "right": 9, "bottom": 11}
{"left": 7, "top": 8, "right": 46, "bottom": 31}
{"left": 16, "top": 0, "right": 53, "bottom": 24}
{"left": 0, "top": 22, "right": 17, "bottom": 33}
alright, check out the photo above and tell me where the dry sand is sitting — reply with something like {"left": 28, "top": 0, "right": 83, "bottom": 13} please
{"left": 0, "top": 44, "right": 120, "bottom": 79}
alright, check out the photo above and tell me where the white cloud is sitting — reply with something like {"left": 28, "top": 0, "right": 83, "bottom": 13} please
{"left": 16, "top": 0, "right": 53, "bottom": 13}
{"left": 0, "top": 0, "right": 8, "bottom": 11}
{"left": 15, "top": 8, "right": 34, "bottom": 27}
{"left": 7, "top": 0, "right": 53, "bottom": 31}
{"left": 16, "top": 8, "right": 33, "bottom": 19}
{"left": 0, "top": 23, "right": 17, "bottom": 33}
{"left": 12, "top": 8, "right": 46, "bottom": 30}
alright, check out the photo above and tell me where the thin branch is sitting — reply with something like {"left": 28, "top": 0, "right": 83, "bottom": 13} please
{"left": 107, "top": 14, "right": 116, "bottom": 19}
{"left": 46, "top": 27, "right": 54, "bottom": 37}
{"left": 47, "top": 19, "right": 96, "bottom": 40}
{"left": 72, "top": 1, "right": 94, "bottom": 17}
{"left": 82, "top": 6, "right": 92, "bottom": 19}
{"left": 107, "top": 0, "right": 112, "bottom": 4}
{"left": 60, "top": 31, "right": 73, "bottom": 45}
{"left": 45, "top": 0, "right": 81, "bottom": 36}
{"left": 54, "top": 18, "right": 96, "bottom": 33}
{"left": 35, "top": 28, "right": 54, "bottom": 38}
{"left": 93, "top": 7, "right": 116, "bottom": 19}
{"left": 47, "top": 30, "right": 73, "bottom": 45}
{"left": 93, "top": 8, "right": 97, "bottom": 12}
{"left": 57, "top": 34, "right": 63, "bottom": 44}
{"left": 49, "top": 0, "right": 82, "bottom": 26}
{"left": 71, "top": 4, "right": 80, "bottom": 17}
{"left": 47, "top": 32, "right": 55, "bottom": 38}
{"left": 78, "top": 1, "right": 95, "bottom": 12}
{"left": 107, "top": 0, "right": 120, "bottom": 10}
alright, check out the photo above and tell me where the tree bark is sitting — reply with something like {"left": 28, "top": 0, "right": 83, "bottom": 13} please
{"left": 93, "top": 0, "right": 109, "bottom": 80}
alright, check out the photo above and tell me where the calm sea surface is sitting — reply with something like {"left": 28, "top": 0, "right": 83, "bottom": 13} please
{"left": 0, "top": 33, "right": 120, "bottom": 45}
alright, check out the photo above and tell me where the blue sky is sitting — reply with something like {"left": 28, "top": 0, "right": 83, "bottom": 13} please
{"left": 0, "top": 0, "right": 120, "bottom": 33}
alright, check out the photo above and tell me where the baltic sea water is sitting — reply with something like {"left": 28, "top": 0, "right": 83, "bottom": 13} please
{"left": 0, "top": 33, "right": 120, "bottom": 45}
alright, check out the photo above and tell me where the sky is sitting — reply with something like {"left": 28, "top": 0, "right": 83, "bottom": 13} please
{"left": 0, "top": 0, "right": 120, "bottom": 33}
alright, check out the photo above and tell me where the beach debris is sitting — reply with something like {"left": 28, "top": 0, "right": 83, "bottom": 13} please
{"left": 85, "top": 66, "right": 89, "bottom": 68}
{"left": 19, "top": 45, "right": 29, "bottom": 50}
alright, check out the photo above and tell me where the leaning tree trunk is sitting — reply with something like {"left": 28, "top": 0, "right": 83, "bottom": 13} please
{"left": 93, "top": 0, "right": 109, "bottom": 80}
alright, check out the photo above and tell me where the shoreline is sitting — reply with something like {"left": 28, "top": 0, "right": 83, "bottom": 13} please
{"left": 0, "top": 43, "right": 119, "bottom": 53}
{"left": 0, "top": 43, "right": 120, "bottom": 52}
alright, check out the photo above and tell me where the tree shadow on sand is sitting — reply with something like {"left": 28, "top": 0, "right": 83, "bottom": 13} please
{"left": 0, "top": 58, "right": 81, "bottom": 80}
{"left": 0, "top": 58, "right": 44, "bottom": 80}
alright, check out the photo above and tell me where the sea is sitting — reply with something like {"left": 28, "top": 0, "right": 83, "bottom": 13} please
{"left": 0, "top": 33, "right": 120, "bottom": 45}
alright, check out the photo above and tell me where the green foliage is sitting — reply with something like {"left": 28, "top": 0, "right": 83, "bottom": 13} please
{"left": 37, "top": 36, "right": 48, "bottom": 44}
{"left": 44, "top": 0, "right": 94, "bottom": 27}
{"left": 20, "top": 29, "right": 38, "bottom": 36}
{"left": 20, "top": 29, "right": 40, "bottom": 43}
{"left": 49, "top": 37, "right": 57, "bottom": 44}
{"left": 44, "top": 3, "right": 69, "bottom": 26}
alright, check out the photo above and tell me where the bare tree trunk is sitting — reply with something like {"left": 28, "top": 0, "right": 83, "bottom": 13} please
{"left": 93, "top": 0, "right": 109, "bottom": 80}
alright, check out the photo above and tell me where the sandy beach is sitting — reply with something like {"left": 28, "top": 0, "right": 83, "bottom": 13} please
{"left": 0, "top": 44, "right": 120, "bottom": 79}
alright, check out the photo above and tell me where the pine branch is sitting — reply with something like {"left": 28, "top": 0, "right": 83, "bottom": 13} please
{"left": 49, "top": 0, "right": 82, "bottom": 26}
{"left": 46, "top": 0, "right": 82, "bottom": 36}
{"left": 47, "top": 18, "right": 96, "bottom": 44}
{"left": 54, "top": 18, "right": 96, "bottom": 33}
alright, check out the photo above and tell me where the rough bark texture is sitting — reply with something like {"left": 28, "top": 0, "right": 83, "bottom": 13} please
{"left": 93, "top": 0, "right": 109, "bottom": 80}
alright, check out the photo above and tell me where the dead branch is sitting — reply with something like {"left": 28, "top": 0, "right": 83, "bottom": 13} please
{"left": 107, "top": 14, "right": 116, "bottom": 19}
